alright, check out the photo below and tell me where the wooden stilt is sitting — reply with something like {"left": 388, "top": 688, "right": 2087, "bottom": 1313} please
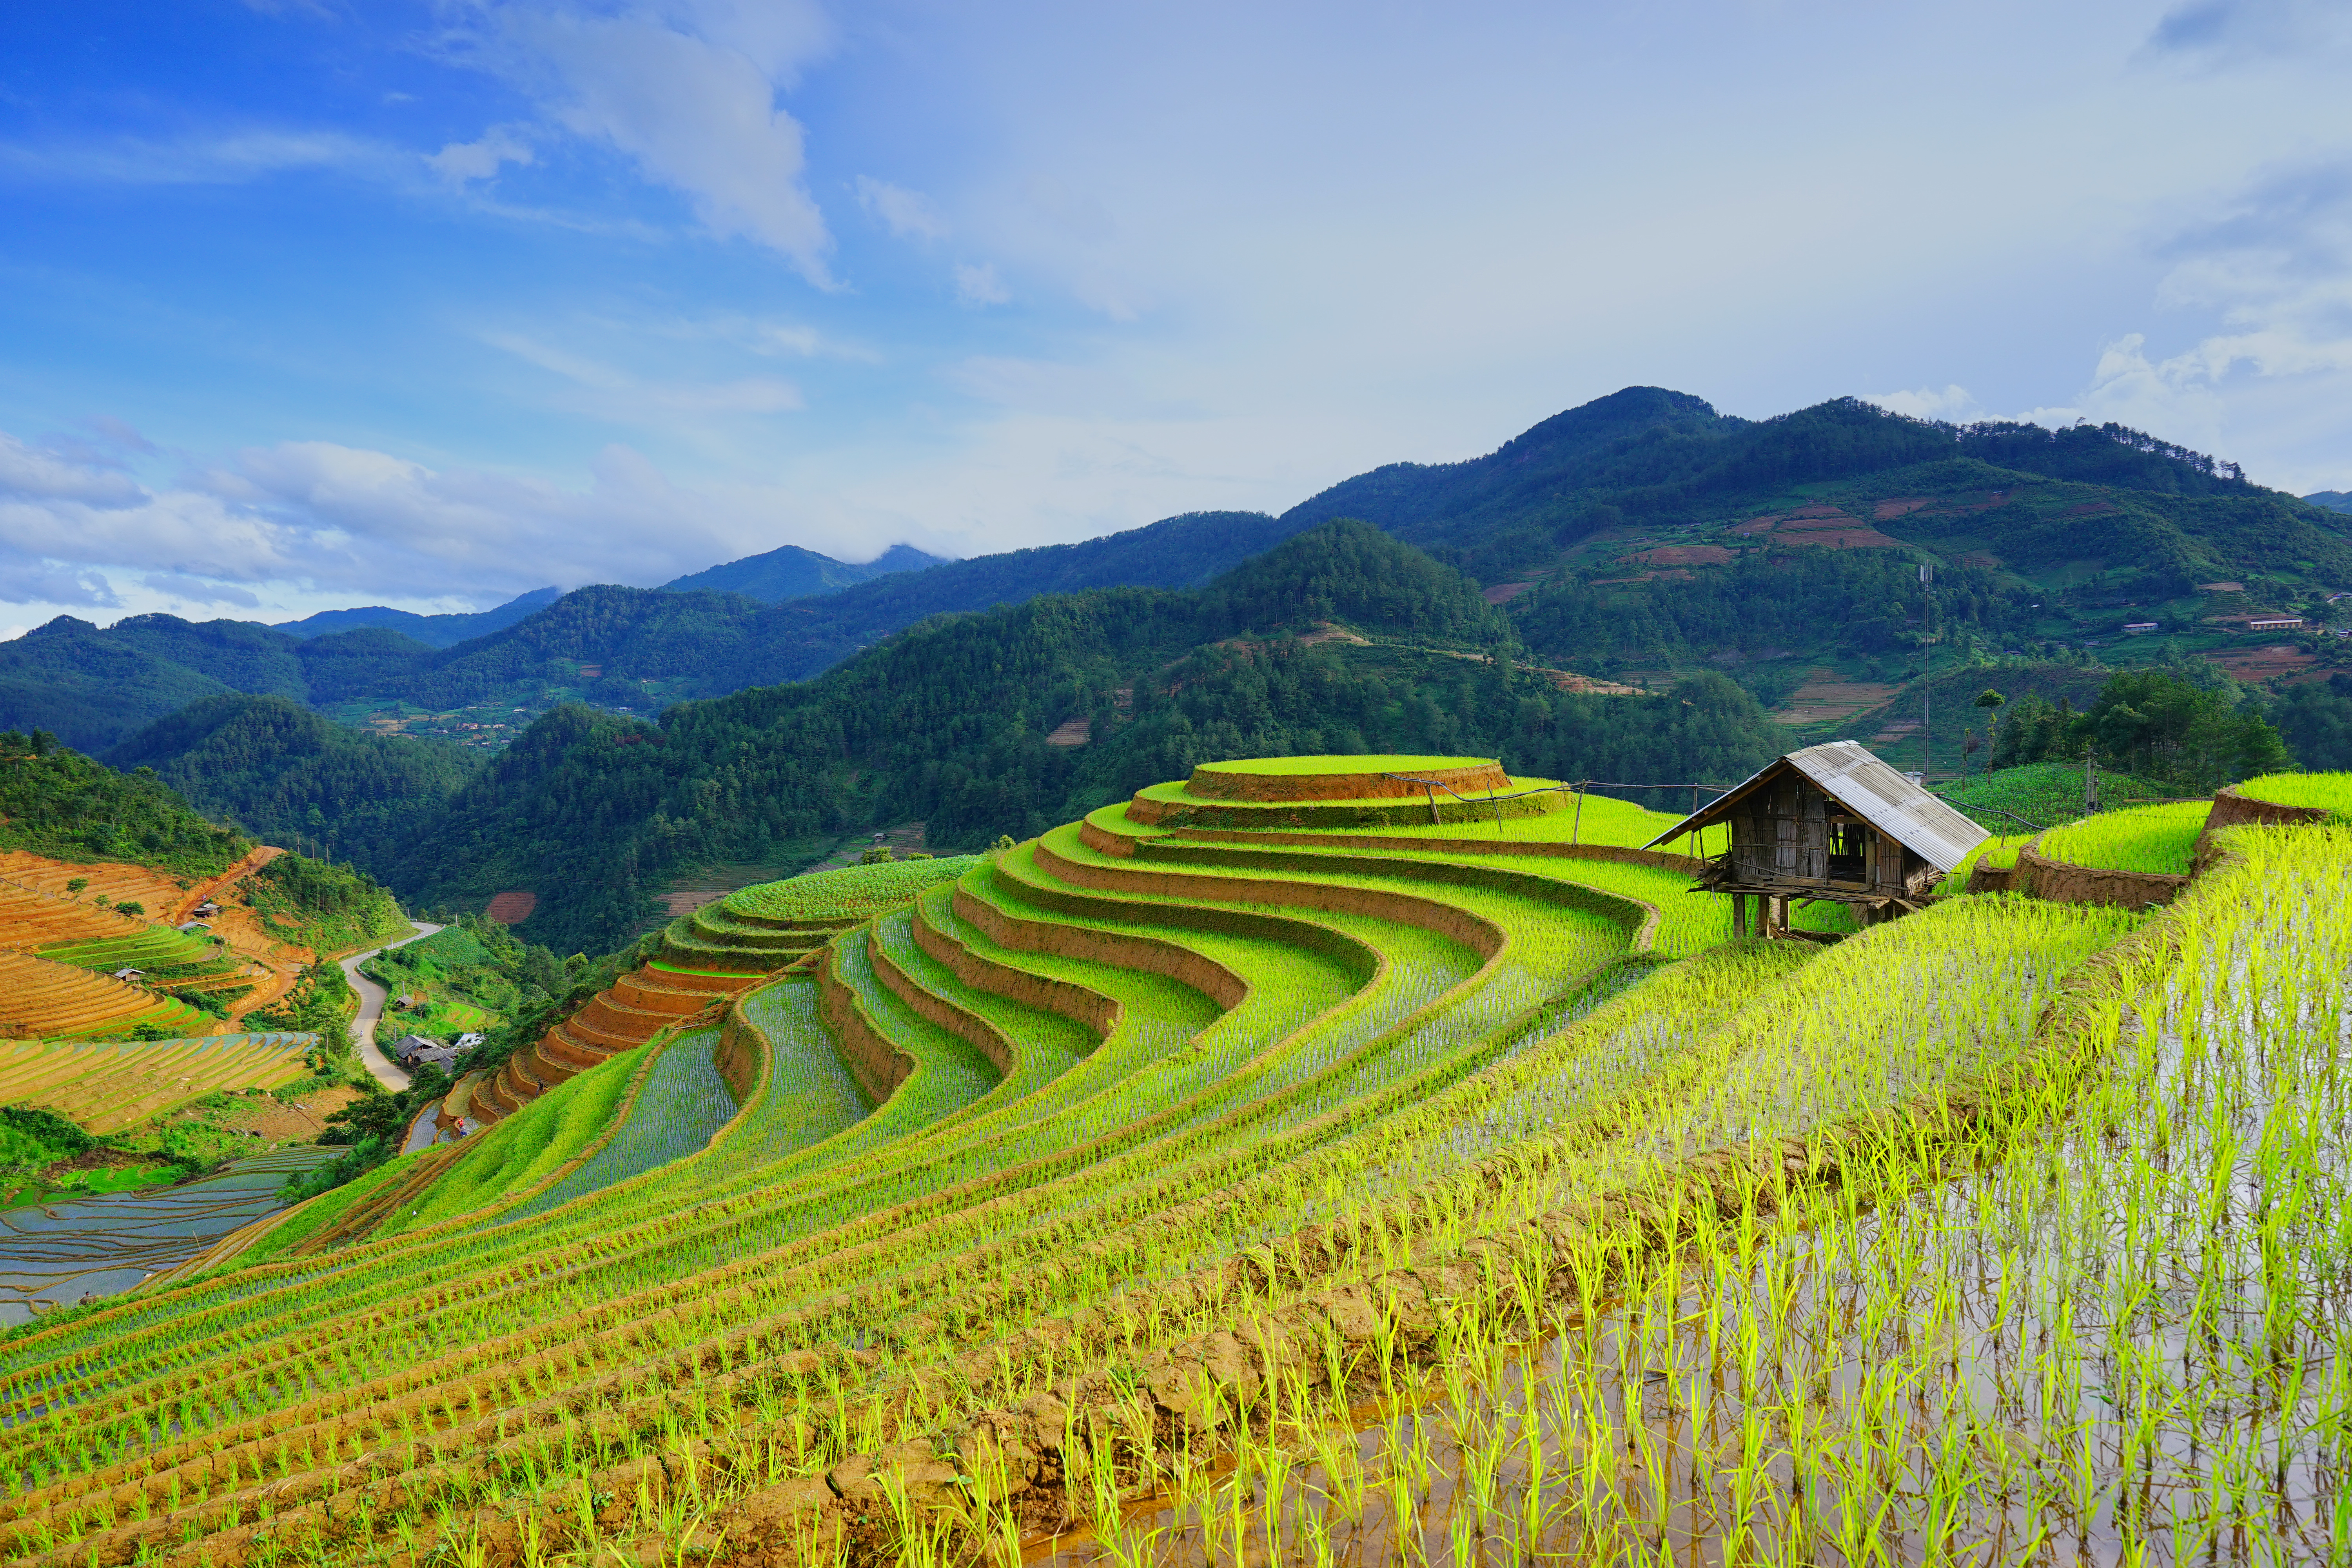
{"left": 1731, "top": 894, "right": 1746, "bottom": 938}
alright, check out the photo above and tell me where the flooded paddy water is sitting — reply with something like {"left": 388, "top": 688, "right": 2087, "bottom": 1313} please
{"left": 1031, "top": 865, "right": 2350, "bottom": 1565}
{"left": 0, "top": 1145, "right": 336, "bottom": 1326}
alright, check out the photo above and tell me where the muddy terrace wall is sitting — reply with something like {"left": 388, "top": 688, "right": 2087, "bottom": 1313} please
{"left": 1127, "top": 790, "right": 1557, "bottom": 831}
{"left": 1032, "top": 840, "right": 1505, "bottom": 964}
{"left": 712, "top": 1015, "right": 761, "bottom": 1103}
{"left": 817, "top": 943, "right": 914, "bottom": 1105}
{"left": 867, "top": 939, "right": 1016, "bottom": 1078}
{"left": 911, "top": 898, "right": 1121, "bottom": 1039}
{"left": 1129, "top": 839, "right": 1659, "bottom": 949}
{"left": 1185, "top": 759, "right": 1510, "bottom": 803}
{"left": 955, "top": 877, "right": 1368, "bottom": 1010}
{"left": 2195, "top": 784, "right": 2330, "bottom": 868}
{"left": 1080, "top": 818, "right": 1696, "bottom": 877}
{"left": 1988, "top": 844, "right": 2190, "bottom": 909}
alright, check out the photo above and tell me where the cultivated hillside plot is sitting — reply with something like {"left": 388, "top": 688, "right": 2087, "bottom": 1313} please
{"left": 0, "top": 1033, "right": 315, "bottom": 1134}
{"left": 1, "top": 756, "right": 2345, "bottom": 1568}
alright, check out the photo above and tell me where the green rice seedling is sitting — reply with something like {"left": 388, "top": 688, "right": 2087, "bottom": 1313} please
{"left": 2231, "top": 769, "right": 2352, "bottom": 810}
{"left": 7, "top": 777, "right": 2344, "bottom": 1568}
{"left": 2037, "top": 799, "right": 2212, "bottom": 875}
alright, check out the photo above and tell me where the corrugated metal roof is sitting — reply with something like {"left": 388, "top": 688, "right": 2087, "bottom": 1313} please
{"left": 1784, "top": 741, "right": 1989, "bottom": 870}
{"left": 1642, "top": 740, "right": 1990, "bottom": 871}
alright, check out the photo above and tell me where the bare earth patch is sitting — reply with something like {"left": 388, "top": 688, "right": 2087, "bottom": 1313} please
{"left": 1623, "top": 545, "right": 1734, "bottom": 567}
{"left": 1773, "top": 670, "right": 1904, "bottom": 726}
{"left": 1044, "top": 718, "right": 1093, "bottom": 747}
{"left": 1480, "top": 582, "right": 1534, "bottom": 604}
{"left": 2209, "top": 645, "right": 2320, "bottom": 683}
{"left": 486, "top": 891, "right": 537, "bottom": 924}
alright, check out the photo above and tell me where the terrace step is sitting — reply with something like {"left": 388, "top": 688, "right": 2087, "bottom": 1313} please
{"left": 686, "top": 907, "right": 829, "bottom": 950}
{"left": 638, "top": 961, "right": 771, "bottom": 990}
{"left": 539, "top": 1026, "right": 616, "bottom": 1073}
{"left": 573, "top": 993, "right": 685, "bottom": 1042}
{"left": 559, "top": 1009, "right": 659, "bottom": 1053}
{"left": 526, "top": 1040, "right": 587, "bottom": 1089}
{"left": 652, "top": 934, "right": 782, "bottom": 974}
{"left": 611, "top": 973, "right": 722, "bottom": 1014}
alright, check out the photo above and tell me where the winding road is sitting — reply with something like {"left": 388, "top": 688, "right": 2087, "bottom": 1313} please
{"left": 340, "top": 923, "right": 444, "bottom": 1091}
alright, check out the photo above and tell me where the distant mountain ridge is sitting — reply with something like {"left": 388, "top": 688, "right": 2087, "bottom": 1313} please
{"left": 272, "top": 587, "right": 562, "bottom": 648}
{"left": 660, "top": 541, "right": 949, "bottom": 601}
{"left": 2308, "top": 492, "right": 2352, "bottom": 515}
{"left": 8, "top": 391, "right": 2345, "bottom": 757}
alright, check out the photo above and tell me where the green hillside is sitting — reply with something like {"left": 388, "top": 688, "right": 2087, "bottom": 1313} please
{"left": 270, "top": 586, "right": 560, "bottom": 646}
{"left": 5, "top": 750, "right": 2343, "bottom": 1565}
{"left": 104, "top": 694, "right": 480, "bottom": 869}
{"left": 389, "top": 521, "right": 1792, "bottom": 954}
{"left": 659, "top": 541, "right": 947, "bottom": 601}
{"left": 0, "top": 729, "right": 251, "bottom": 877}
{"left": 7, "top": 394, "right": 2344, "bottom": 762}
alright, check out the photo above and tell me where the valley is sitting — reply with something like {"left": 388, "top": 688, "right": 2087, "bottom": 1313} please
{"left": 2, "top": 389, "right": 2349, "bottom": 1566}
{"left": 1, "top": 750, "right": 2345, "bottom": 1565}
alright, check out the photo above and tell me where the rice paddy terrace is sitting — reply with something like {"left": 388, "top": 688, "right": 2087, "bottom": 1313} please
{"left": 0, "top": 849, "right": 304, "bottom": 1040}
{"left": 4, "top": 755, "right": 2350, "bottom": 1567}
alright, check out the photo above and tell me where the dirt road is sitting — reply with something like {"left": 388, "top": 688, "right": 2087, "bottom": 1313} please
{"left": 340, "top": 923, "right": 444, "bottom": 1091}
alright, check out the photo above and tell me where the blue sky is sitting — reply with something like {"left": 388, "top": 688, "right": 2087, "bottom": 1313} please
{"left": 1, "top": 0, "right": 2346, "bottom": 632}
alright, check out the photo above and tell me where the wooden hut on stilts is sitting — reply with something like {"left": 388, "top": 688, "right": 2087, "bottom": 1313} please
{"left": 1642, "top": 740, "right": 1990, "bottom": 935}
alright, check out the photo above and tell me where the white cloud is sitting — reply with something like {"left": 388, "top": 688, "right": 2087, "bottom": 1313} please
{"left": 465, "top": 1, "right": 838, "bottom": 283}
{"left": 483, "top": 330, "right": 805, "bottom": 416}
{"left": 2147, "top": 0, "right": 2352, "bottom": 61}
{"left": 854, "top": 176, "right": 948, "bottom": 241}
{"left": 635, "top": 311, "right": 878, "bottom": 362}
{"left": 0, "top": 130, "right": 386, "bottom": 185}
{"left": 0, "top": 432, "right": 148, "bottom": 508}
{"left": 1862, "top": 384, "right": 1979, "bottom": 422}
{"left": 0, "top": 546, "right": 118, "bottom": 609}
{"left": 953, "top": 261, "right": 1010, "bottom": 307}
{"left": 142, "top": 573, "right": 263, "bottom": 609}
{"left": 427, "top": 124, "right": 537, "bottom": 185}
{"left": 0, "top": 421, "right": 962, "bottom": 617}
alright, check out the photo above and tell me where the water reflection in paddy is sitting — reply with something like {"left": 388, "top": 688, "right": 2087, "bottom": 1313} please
{"left": 0, "top": 1145, "right": 336, "bottom": 1326}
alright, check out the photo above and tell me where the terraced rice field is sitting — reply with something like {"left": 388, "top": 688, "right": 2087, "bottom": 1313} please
{"left": 0, "top": 883, "right": 149, "bottom": 953}
{"left": 0, "top": 757, "right": 2343, "bottom": 1568}
{"left": 0, "top": 1147, "right": 338, "bottom": 1328}
{"left": 2238, "top": 769, "right": 2352, "bottom": 810}
{"left": 475, "top": 858, "right": 982, "bottom": 1127}
{"left": 0, "top": 854, "right": 191, "bottom": 914}
{"left": 0, "top": 1034, "right": 316, "bottom": 1133}
{"left": 0, "top": 953, "right": 212, "bottom": 1043}
{"left": 2037, "top": 798, "right": 2213, "bottom": 875}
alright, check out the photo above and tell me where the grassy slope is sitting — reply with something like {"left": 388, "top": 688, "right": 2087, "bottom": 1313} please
{"left": 374, "top": 1046, "right": 648, "bottom": 1234}
{"left": 2038, "top": 800, "right": 2212, "bottom": 875}
{"left": 2238, "top": 770, "right": 2352, "bottom": 809}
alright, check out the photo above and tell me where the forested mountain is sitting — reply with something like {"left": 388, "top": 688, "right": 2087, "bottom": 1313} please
{"left": 12, "top": 393, "right": 2344, "bottom": 757}
{"left": 271, "top": 587, "right": 561, "bottom": 647}
{"left": 0, "top": 617, "right": 441, "bottom": 752}
{"left": 0, "top": 512, "right": 1312, "bottom": 749}
{"left": 2308, "top": 492, "right": 2352, "bottom": 516}
{"left": 0, "top": 728, "right": 407, "bottom": 946}
{"left": 104, "top": 695, "right": 479, "bottom": 869}
{"left": 660, "top": 541, "right": 948, "bottom": 601}
{"left": 388, "top": 521, "right": 1793, "bottom": 953}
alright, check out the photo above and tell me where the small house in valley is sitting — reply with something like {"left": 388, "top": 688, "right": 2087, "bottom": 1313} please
{"left": 1643, "top": 740, "right": 1989, "bottom": 933}
{"left": 394, "top": 1035, "right": 463, "bottom": 1072}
